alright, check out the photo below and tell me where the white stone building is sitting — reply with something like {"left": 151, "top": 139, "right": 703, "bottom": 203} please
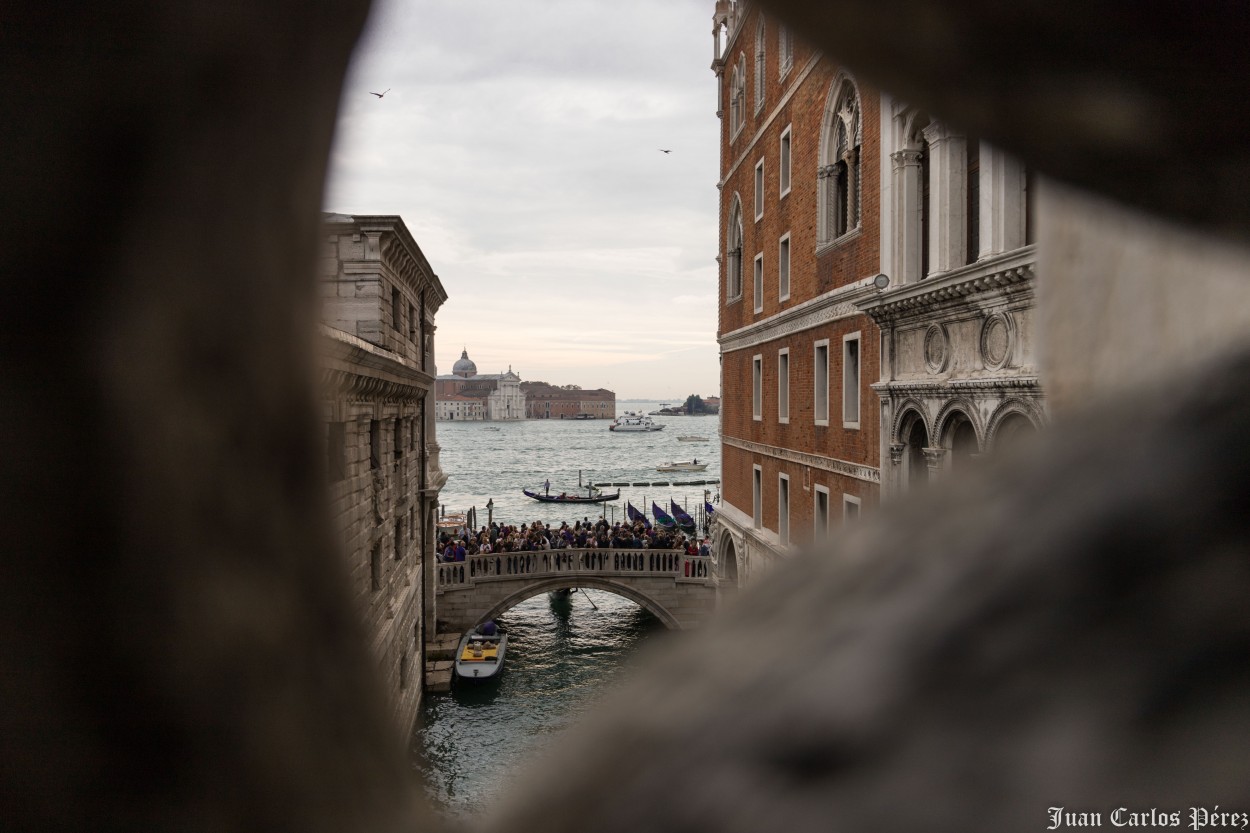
{"left": 858, "top": 99, "right": 1044, "bottom": 496}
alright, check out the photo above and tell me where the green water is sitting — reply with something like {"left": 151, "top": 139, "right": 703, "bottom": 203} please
{"left": 413, "top": 590, "right": 666, "bottom": 818}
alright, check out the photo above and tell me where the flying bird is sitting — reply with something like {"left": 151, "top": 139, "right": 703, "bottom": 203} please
{"left": 370, "top": 88, "right": 391, "bottom": 98}
{"left": 659, "top": 149, "right": 672, "bottom": 154}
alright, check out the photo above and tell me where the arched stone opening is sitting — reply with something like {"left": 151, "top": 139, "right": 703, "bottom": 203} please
{"left": 475, "top": 577, "right": 681, "bottom": 631}
{"left": 940, "top": 409, "right": 980, "bottom": 472}
{"left": 898, "top": 408, "right": 929, "bottom": 490}
{"left": 719, "top": 534, "right": 740, "bottom": 598}
{"left": 992, "top": 411, "right": 1038, "bottom": 454}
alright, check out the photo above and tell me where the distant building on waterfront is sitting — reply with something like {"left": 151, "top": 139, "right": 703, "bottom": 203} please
{"left": 435, "top": 349, "right": 525, "bottom": 420}
{"left": 522, "top": 381, "right": 615, "bottom": 419}
{"left": 707, "top": 1, "right": 1044, "bottom": 590}
{"left": 434, "top": 348, "right": 614, "bottom": 420}
{"left": 319, "top": 213, "right": 448, "bottom": 735}
{"left": 435, "top": 393, "right": 484, "bottom": 421}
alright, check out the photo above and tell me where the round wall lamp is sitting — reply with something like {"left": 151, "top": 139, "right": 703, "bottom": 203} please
{"left": 873, "top": 273, "right": 891, "bottom": 290}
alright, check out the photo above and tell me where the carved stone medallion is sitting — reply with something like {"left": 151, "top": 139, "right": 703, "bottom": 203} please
{"left": 924, "top": 324, "right": 949, "bottom": 373}
{"left": 980, "top": 312, "right": 1015, "bottom": 371}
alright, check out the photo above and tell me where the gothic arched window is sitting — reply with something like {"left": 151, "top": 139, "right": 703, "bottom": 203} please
{"left": 754, "top": 18, "right": 766, "bottom": 113}
{"left": 727, "top": 197, "right": 744, "bottom": 301}
{"left": 818, "top": 76, "right": 862, "bottom": 245}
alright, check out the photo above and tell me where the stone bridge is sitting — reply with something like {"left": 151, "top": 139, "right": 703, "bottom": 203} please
{"left": 435, "top": 549, "right": 718, "bottom": 631}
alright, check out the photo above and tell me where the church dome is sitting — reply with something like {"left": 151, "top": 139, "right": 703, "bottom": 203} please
{"left": 452, "top": 348, "right": 477, "bottom": 378}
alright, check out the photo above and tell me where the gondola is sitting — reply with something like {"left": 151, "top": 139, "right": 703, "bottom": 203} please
{"left": 522, "top": 488, "right": 620, "bottom": 504}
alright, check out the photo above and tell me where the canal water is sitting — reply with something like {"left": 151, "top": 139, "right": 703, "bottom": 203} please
{"left": 414, "top": 404, "right": 720, "bottom": 818}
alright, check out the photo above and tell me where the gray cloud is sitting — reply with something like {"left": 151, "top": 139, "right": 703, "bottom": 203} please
{"left": 326, "top": 0, "right": 720, "bottom": 399}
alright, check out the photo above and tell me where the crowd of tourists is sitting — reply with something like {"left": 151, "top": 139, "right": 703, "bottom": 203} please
{"left": 438, "top": 517, "right": 711, "bottom": 562}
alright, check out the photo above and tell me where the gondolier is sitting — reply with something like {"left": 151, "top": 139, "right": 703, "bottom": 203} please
{"left": 544, "top": 478, "right": 550, "bottom": 496}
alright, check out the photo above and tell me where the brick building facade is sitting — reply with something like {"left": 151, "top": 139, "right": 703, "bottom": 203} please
{"left": 709, "top": 2, "right": 1043, "bottom": 589}
{"left": 710, "top": 0, "right": 883, "bottom": 589}
{"left": 319, "top": 213, "right": 448, "bottom": 735}
{"left": 522, "top": 382, "right": 615, "bottom": 419}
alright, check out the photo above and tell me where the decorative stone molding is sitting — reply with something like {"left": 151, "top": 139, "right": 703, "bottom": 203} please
{"left": 980, "top": 311, "right": 1016, "bottom": 370}
{"left": 888, "top": 442, "right": 906, "bottom": 464}
{"left": 891, "top": 148, "right": 923, "bottom": 170}
{"left": 922, "top": 447, "right": 946, "bottom": 470}
{"left": 720, "top": 277, "right": 879, "bottom": 354}
{"left": 923, "top": 324, "right": 950, "bottom": 373}
{"left": 858, "top": 247, "right": 1036, "bottom": 326}
{"left": 723, "top": 435, "right": 880, "bottom": 483}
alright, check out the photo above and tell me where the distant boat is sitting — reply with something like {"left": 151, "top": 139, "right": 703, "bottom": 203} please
{"left": 454, "top": 622, "right": 507, "bottom": 683}
{"left": 655, "top": 460, "right": 709, "bottom": 473}
{"left": 610, "top": 412, "right": 665, "bottom": 432}
{"left": 677, "top": 435, "right": 708, "bottom": 442}
{"left": 523, "top": 488, "right": 621, "bottom": 504}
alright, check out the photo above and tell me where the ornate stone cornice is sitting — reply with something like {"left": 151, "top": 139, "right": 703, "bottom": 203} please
{"left": 320, "top": 325, "right": 434, "bottom": 404}
{"left": 859, "top": 247, "right": 1037, "bottom": 326}
{"left": 720, "top": 277, "right": 879, "bottom": 354}
{"left": 872, "top": 376, "right": 1043, "bottom": 396}
{"left": 723, "top": 435, "right": 880, "bottom": 483}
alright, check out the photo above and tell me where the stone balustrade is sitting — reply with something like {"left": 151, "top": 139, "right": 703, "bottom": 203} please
{"left": 436, "top": 548, "right": 714, "bottom": 590}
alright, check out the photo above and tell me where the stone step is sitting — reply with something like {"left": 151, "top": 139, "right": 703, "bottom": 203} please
{"left": 425, "top": 633, "right": 460, "bottom": 661}
{"left": 424, "top": 660, "right": 454, "bottom": 694}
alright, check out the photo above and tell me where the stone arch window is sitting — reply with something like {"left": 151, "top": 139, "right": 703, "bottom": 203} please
{"left": 726, "top": 196, "right": 744, "bottom": 301}
{"left": 729, "top": 54, "right": 746, "bottom": 139}
{"left": 895, "top": 407, "right": 930, "bottom": 491}
{"left": 754, "top": 18, "right": 766, "bottom": 113}
{"left": 818, "top": 76, "right": 862, "bottom": 246}
{"left": 938, "top": 407, "right": 981, "bottom": 472}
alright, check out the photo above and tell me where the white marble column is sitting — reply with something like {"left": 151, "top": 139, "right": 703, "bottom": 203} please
{"left": 978, "top": 142, "right": 1027, "bottom": 259}
{"left": 922, "top": 122, "right": 967, "bottom": 276}
{"left": 891, "top": 148, "right": 924, "bottom": 284}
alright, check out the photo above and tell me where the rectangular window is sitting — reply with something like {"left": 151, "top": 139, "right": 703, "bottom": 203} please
{"left": 777, "top": 349, "right": 790, "bottom": 423}
{"left": 394, "top": 518, "right": 403, "bottom": 560}
{"left": 400, "top": 651, "right": 409, "bottom": 690}
{"left": 752, "top": 354, "right": 763, "bottom": 421}
{"left": 843, "top": 333, "right": 861, "bottom": 428}
{"left": 391, "top": 285, "right": 402, "bottom": 333}
{"left": 844, "top": 494, "right": 862, "bottom": 521}
{"left": 754, "top": 159, "right": 765, "bottom": 221}
{"left": 752, "top": 465, "right": 763, "bottom": 529}
{"left": 393, "top": 417, "right": 403, "bottom": 460}
{"left": 753, "top": 253, "right": 764, "bottom": 313}
{"left": 778, "top": 474, "right": 790, "bottom": 546}
{"left": 814, "top": 340, "right": 830, "bottom": 425}
{"left": 370, "top": 540, "right": 382, "bottom": 592}
{"left": 778, "top": 233, "right": 791, "bottom": 301}
{"left": 408, "top": 302, "right": 416, "bottom": 342}
{"left": 409, "top": 506, "right": 415, "bottom": 541}
{"left": 780, "top": 126, "right": 792, "bottom": 197}
{"left": 814, "top": 485, "right": 830, "bottom": 540}
{"left": 369, "top": 419, "right": 381, "bottom": 470}
{"left": 328, "top": 422, "right": 346, "bottom": 482}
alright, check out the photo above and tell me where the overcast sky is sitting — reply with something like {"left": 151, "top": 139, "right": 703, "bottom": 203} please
{"left": 324, "top": 0, "right": 720, "bottom": 400}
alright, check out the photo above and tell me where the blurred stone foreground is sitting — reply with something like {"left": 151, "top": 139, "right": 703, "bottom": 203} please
{"left": 2, "top": 1, "right": 1249, "bottom": 832}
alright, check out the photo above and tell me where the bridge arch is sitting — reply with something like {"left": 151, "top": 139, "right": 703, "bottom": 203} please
{"left": 474, "top": 576, "right": 682, "bottom": 630}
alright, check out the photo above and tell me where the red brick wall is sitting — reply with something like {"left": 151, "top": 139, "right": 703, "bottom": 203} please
{"left": 717, "top": 11, "right": 882, "bottom": 515}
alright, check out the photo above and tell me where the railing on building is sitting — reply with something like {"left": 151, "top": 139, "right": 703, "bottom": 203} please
{"left": 436, "top": 548, "right": 714, "bottom": 589}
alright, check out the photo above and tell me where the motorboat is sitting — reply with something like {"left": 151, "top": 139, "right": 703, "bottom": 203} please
{"left": 655, "top": 460, "right": 709, "bottom": 472}
{"left": 523, "top": 487, "right": 620, "bottom": 503}
{"left": 610, "top": 412, "right": 664, "bottom": 432}
{"left": 454, "top": 622, "right": 507, "bottom": 682}
{"left": 677, "top": 435, "right": 709, "bottom": 442}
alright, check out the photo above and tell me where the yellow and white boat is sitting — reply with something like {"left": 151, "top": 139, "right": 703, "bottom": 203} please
{"left": 453, "top": 623, "right": 507, "bottom": 682}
